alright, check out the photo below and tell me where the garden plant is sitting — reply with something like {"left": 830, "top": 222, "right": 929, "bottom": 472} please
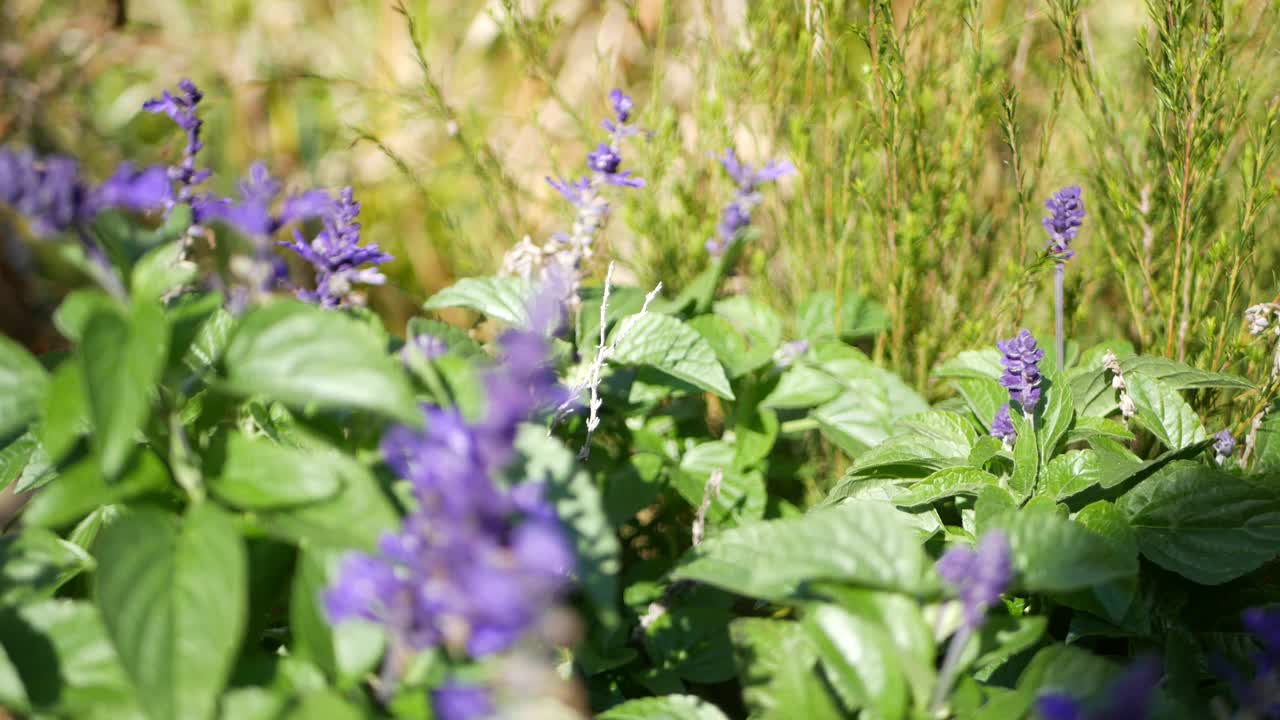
{"left": 4, "top": 1, "right": 1280, "bottom": 719}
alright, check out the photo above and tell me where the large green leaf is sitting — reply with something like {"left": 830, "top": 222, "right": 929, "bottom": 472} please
{"left": 221, "top": 301, "right": 419, "bottom": 425}
{"left": 645, "top": 606, "right": 737, "bottom": 683}
{"left": 0, "top": 433, "right": 39, "bottom": 493}
{"left": 512, "top": 427, "right": 621, "bottom": 627}
{"left": 1120, "top": 356, "right": 1253, "bottom": 390}
{"left": 1124, "top": 374, "right": 1206, "bottom": 450}
{"left": 1119, "top": 461, "right": 1280, "bottom": 584}
{"left": 24, "top": 450, "right": 170, "bottom": 529}
{"left": 761, "top": 364, "right": 843, "bottom": 409}
{"left": 81, "top": 301, "right": 169, "bottom": 478}
{"left": 0, "top": 599, "right": 139, "bottom": 718}
{"left": 422, "top": 276, "right": 533, "bottom": 327}
{"left": 130, "top": 240, "right": 197, "bottom": 301}
{"left": 1040, "top": 450, "right": 1104, "bottom": 502}
{"left": 988, "top": 503, "right": 1138, "bottom": 592}
{"left": 209, "top": 433, "right": 343, "bottom": 510}
{"left": 608, "top": 313, "right": 734, "bottom": 399}
{"left": 95, "top": 505, "right": 248, "bottom": 720}
{"left": 895, "top": 467, "right": 999, "bottom": 508}
{"left": 810, "top": 345, "right": 929, "bottom": 456}
{"left": 0, "top": 528, "right": 94, "bottom": 604}
{"left": 38, "top": 360, "right": 90, "bottom": 465}
{"left": 730, "top": 619, "right": 842, "bottom": 720}
{"left": 804, "top": 603, "right": 907, "bottom": 720}
{"left": 261, "top": 449, "right": 398, "bottom": 552}
{"left": 598, "top": 695, "right": 731, "bottom": 720}
{"left": 797, "top": 291, "right": 889, "bottom": 341}
{"left": 672, "top": 500, "right": 938, "bottom": 599}
{"left": 932, "top": 349, "right": 1002, "bottom": 381}
{"left": 404, "top": 317, "right": 485, "bottom": 360}
{"left": 0, "top": 334, "right": 49, "bottom": 439}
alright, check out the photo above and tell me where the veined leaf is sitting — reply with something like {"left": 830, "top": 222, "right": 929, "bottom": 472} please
{"left": 210, "top": 433, "right": 343, "bottom": 510}
{"left": 422, "top": 276, "right": 533, "bottom": 327}
{"left": 730, "top": 619, "right": 842, "bottom": 720}
{"left": 1121, "top": 356, "right": 1253, "bottom": 391}
{"left": 1125, "top": 374, "right": 1207, "bottom": 450}
{"left": 895, "top": 467, "right": 999, "bottom": 508}
{"left": 804, "top": 603, "right": 908, "bottom": 720}
{"left": 988, "top": 503, "right": 1138, "bottom": 592}
{"left": 0, "top": 334, "right": 49, "bottom": 440}
{"left": 608, "top": 313, "right": 734, "bottom": 399}
{"left": 598, "top": 695, "right": 730, "bottom": 720}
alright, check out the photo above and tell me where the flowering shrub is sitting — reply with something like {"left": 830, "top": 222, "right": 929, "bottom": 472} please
{"left": 4, "top": 23, "right": 1280, "bottom": 720}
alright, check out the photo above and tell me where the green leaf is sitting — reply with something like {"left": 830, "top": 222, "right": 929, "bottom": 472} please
{"left": 52, "top": 290, "right": 119, "bottom": 343}
{"left": 577, "top": 286, "right": 648, "bottom": 350}
{"left": 1069, "top": 368, "right": 1117, "bottom": 417}
{"left": 597, "top": 695, "right": 731, "bottom": 720}
{"left": 130, "top": 241, "right": 197, "bottom": 301}
{"left": 688, "top": 315, "right": 755, "bottom": 379}
{"left": 210, "top": 433, "right": 343, "bottom": 510}
{"left": 289, "top": 551, "right": 384, "bottom": 686}
{"left": 221, "top": 301, "right": 419, "bottom": 425}
{"left": 672, "top": 500, "right": 938, "bottom": 600}
{"left": 1072, "top": 501, "right": 1139, "bottom": 622}
{"left": 796, "top": 291, "right": 889, "bottom": 341}
{"left": 951, "top": 378, "right": 1009, "bottom": 432}
{"left": 730, "top": 619, "right": 843, "bottom": 720}
{"left": 513, "top": 427, "right": 621, "bottom": 627}
{"left": 24, "top": 450, "right": 170, "bottom": 529}
{"left": 810, "top": 347, "right": 929, "bottom": 456}
{"left": 762, "top": 364, "right": 842, "bottom": 409}
{"left": 816, "top": 587, "right": 936, "bottom": 710}
{"left": 37, "top": 360, "right": 89, "bottom": 464}
{"left": 1251, "top": 412, "right": 1280, "bottom": 473}
{"left": 932, "top": 349, "right": 1003, "bottom": 380}
{"left": 1065, "top": 416, "right": 1134, "bottom": 444}
{"left": 804, "top": 603, "right": 907, "bottom": 720}
{"left": 0, "top": 433, "right": 38, "bottom": 493}
{"left": 1125, "top": 373, "right": 1207, "bottom": 450}
{"left": 1017, "top": 644, "right": 1119, "bottom": 700}
{"left": 1009, "top": 411, "right": 1039, "bottom": 501}
{"left": 895, "top": 467, "right": 999, "bottom": 508}
{"left": 608, "top": 313, "right": 734, "bottom": 399}
{"left": 95, "top": 505, "right": 248, "bottom": 720}
{"left": 1041, "top": 450, "right": 1104, "bottom": 502}
{"left": 1036, "top": 375, "right": 1074, "bottom": 463}
{"left": 0, "top": 599, "right": 138, "bottom": 717}
{"left": 1119, "top": 461, "right": 1280, "bottom": 584}
{"left": 261, "top": 449, "right": 398, "bottom": 552}
{"left": 0, "top": 334, "right": 49, "bottom": 439}
{"left": 422, "top": 276, "right": 533, "bottom": 327}
{"left": 404, "top": 317, "right": 485, "bottom": 360}
{"left": 645, "top": 606, "right": 737, "bottom": 683}
{"left": 672, "top": 440, "right": 766, "bottom": 528}
{"left": 0, "top": 528, "right": 95, "bottom": 604}
{"left": 711, "top": 296, "right": 784, "bottom": 374}
{"left": 1120, "top": 356, "right": 1253, "bottom": 390}
{"left": 81, "top": 301, "right": 169, "bottom": 478}
{"left": 988, "top": 504, "right": 1138, "bottom": 592}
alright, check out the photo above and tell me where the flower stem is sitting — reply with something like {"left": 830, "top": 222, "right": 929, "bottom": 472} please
{"left": 929, "top": 622, "right": 974, "bottom": 714}
{"left": 1054, "top": 261, "right": 1065, "bottom": 373}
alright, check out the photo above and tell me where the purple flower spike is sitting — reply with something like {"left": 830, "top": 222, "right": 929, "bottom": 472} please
{"left": 280, "top": 187, "right": 392, "bottom": 307}
{"left": 143, "top": 80, "right": 211, "bottom": 202}
{"left": 708, "top": 148, "right": 794, "bottom": 257}
{"left": 609, "top": 88, "right": 633, "bottom": 124}
{"left": 432, "top": 681, "right": 495, "bottom": 720}
{"left": 1214, "top": 429, "right": 1236, "bottom": 465}
{"left": 92, "top": 163, "right": 174, "bottom": 213}
{"left": 997, "top": 329, "right": 1044, "bottom": 414}
{"left": 937, "top": 531, "right": 1012, "bottom": 630}
{"left": 1042, "top": 186, "right": 1085, "bottom": 259}
{"left": 1036, "top": 657, "right": 1161, "bottom": 720}
{"left": 197, "top": 162, "right": 333, "bottom": 240}
{"left": 990, "top": 404, "right": 1017, "bottom": 444}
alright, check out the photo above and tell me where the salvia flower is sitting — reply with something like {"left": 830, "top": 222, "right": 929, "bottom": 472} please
{"left": 772, "top": 339, "right": 809, "bottom": 369}
{"left": 998, "top": 329, "right": 1044, "bottom": 414}
{"left": 194, "top": 162, "right": 331, "bottom": 239}
{"left": 1246, "top": 303, "right": 1280, "bottom": 337}
{"left": 431, "top": 682, "right": 495, "bottom": 720}
{"left": 706, "top": 148, "right": 795, "bottom": 257}
{"left": 990, "top": 404, "right": 1016, "bottom": 445}
{"left": 1215, "top": 429, "right": 1236, "bottom": 465}
{"left": 325, "top": 308, "right": 573, "bottom": 673}
{"left": 936, "top": 531, "right": 1011, "bottom": 630}
{"left": 1036, "top": 657, "right": 1162, "bottom": 720}
{"left": 279, "top": 187, "right": 392, "bottom": 307}
{"left": 1042, "top": 186, "right": 1085, "bottom": 259}
{"left": 1213, "top": 606, "right": 1280, "bottom": 718}
{"left": 143, "top": 79, "right": 211, "bottom": 202}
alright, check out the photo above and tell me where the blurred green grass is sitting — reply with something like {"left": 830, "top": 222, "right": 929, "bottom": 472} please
{"left": 4, "top": 0, "right": 1280, "bottom": 407}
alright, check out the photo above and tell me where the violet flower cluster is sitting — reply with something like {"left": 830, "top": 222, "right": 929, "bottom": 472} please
{"left": 998, "top": 329, "right": 1044, "bottom": 414}
{"left": 143, "top": 80, "right": 211, "bottom": 204}
{"left": 990, "top": 404, "right": 1017, "bottom": 445}
{"left": 1043, "top": 186, "right": 1085, "bottom": 260}
{"left": 278, "top": 187, "right": 392, "bottom": 307}
{"left": 325, "top": 311, "right": 573, "bottom": 716}
{"left": 1036, "top": 657, "right": 1162, "bottom": 720}
{"left": 507, "top": 90, "right": 644, "bottom": 288}
{"left": 936, "top": 531, "right": 1011, "bottom": 630}
{"left": 1215, "top": 429, "right": 1237, "bottom": 466}
{"left": 706, "top": 149, "right": 795, "bottom": 257}
{"left": 1214, "top": 607, "right": 1280, "bottom": 718}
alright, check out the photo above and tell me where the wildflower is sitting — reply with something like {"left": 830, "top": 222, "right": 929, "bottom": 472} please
{"left": 772, "top": 339, "right": 809, "bottom": 369}
{"left": 1035, "top": 657, "right": 1162, "bottom": 720}
{"left": 325, "top": 309, "right": 574, "bottom": 673}
{"left": 1042, "top": 186, "right": 1085, "bottom": 259}
{"left": 403, "top": 331, "right": 447, "bottom": 363}
{"left": 431, "top": 682, "right": 495, "bottom": 720}
{"left": 194, "top": 162, "right": 331, "bottom": 238}
{"left": 143, "top": 79, "right": 211, "bottom": 202}
{"left": 990, "top": 404, "right": 1016, "bottom": 445}
{"left": 707, "top": 148, "right": 795, "bottom": 256}
{"left": 937, "top": 531, "right": 1011, "bottom": 630}
{"left": 279, "top": 187, "right": 392, "bottom": 307}
{"left": 997, "top": 330, "right": 1044, "bottom": 414}
{"left": 1214, "top": 429, "right": 1236, "bottom": 466}
{"left": 1246, "top": 303, "right": 1280, "bottom": 337}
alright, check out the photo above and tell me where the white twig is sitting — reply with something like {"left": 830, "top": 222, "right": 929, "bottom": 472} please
{"left": 691, "top": 469, "right": 723, "bottom": 547}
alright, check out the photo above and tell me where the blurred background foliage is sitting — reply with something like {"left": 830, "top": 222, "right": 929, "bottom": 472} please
{"left": 3, "top": 0, "right": 1280, "bottom": 405}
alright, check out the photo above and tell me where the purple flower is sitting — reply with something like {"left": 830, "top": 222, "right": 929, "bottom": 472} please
{"left": 1036, "top": 657, "right": 1161, "bottom": 720}
{"left": 403, "top": 331, "right": 447, "bottom": 363}
{"left": 1214, "top": 429, "right": 1236, "bottom": 463}
{"left": 990, "top": 404, "right": 1017, "bottom": 443}
{"left": 195, "top": 162, "right": 331, "bottom": 239}
{"left": 587, "top": 144, "right": 621, "bottom": 174}
{"left": 937, "top": 531, "right": 1011, "bottom": 630}
{"left": 998, "top": 330, "right": 1044, "bottom": 414}
{"left": 143, "top": 80, "right": 211, "bottom": 200}
{"left": 431, "top": 682, "right": 495, "bottom": 720}
{"left": 92, "top": 163, "right": 174, "bottom": 213}
{"left": 1213, "top": 607, "right": 1280, "bottom": 717}
{"left": 707, "top": 148, "right": 794, "bottom": 257}
{"left": 279, "top": 187, "right": 392, "bottom": 307}
{"left": 1042, "top": 186, "right": 1085, "bottom": 259}
{"left": 609, "top": 88, "right": 633, "bottom": 124}
{"left": 325, "top": 304, "right": 574, "bottom": 665}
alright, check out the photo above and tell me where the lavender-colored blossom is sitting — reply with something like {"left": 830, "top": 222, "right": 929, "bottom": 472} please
{"left": 92, "top": 163, "right": 174, "bottom": 213}
{"left": 143, "top": 80, "right": 211, "bottom": 200}
{"left": 325, "top": 302, "right": 574, "bottom": 667}
{"left": 279, "top": 187, "right": 392, "bottom": 307}
{"left": 1212, "top": 607, "right": 1280, "bottom": 718}
{"left": 1042, "top": 186, "right": 1085, "bottom": 259}
{"left": 195, "top": 162, "right": 331, "bottom": 238}
{"left": 403, "top": 331, "right": 447, "bottom": 363}
{"left": 706, "top": 148, "right": 794, "bottom": 256}
{"left": 998, "top": 329, "right": 1044, "bottom": 414}
{"left": 431, "top": 682, "right": 495, "bottom": 720}
{"left": 773, "top": 339, "right": 809, "bottom": 369}
{"left": 1036, "top": 657, "right": 1161, "bottom": 720}
{"left": 1215, "top": 429, "right": 1236, "bottom": 465}
{"left": 937, "top": 531, "right": 1011, "bottom": 630}
{"left": 990, "top": 404, "right": 1017, "bottom": 444}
